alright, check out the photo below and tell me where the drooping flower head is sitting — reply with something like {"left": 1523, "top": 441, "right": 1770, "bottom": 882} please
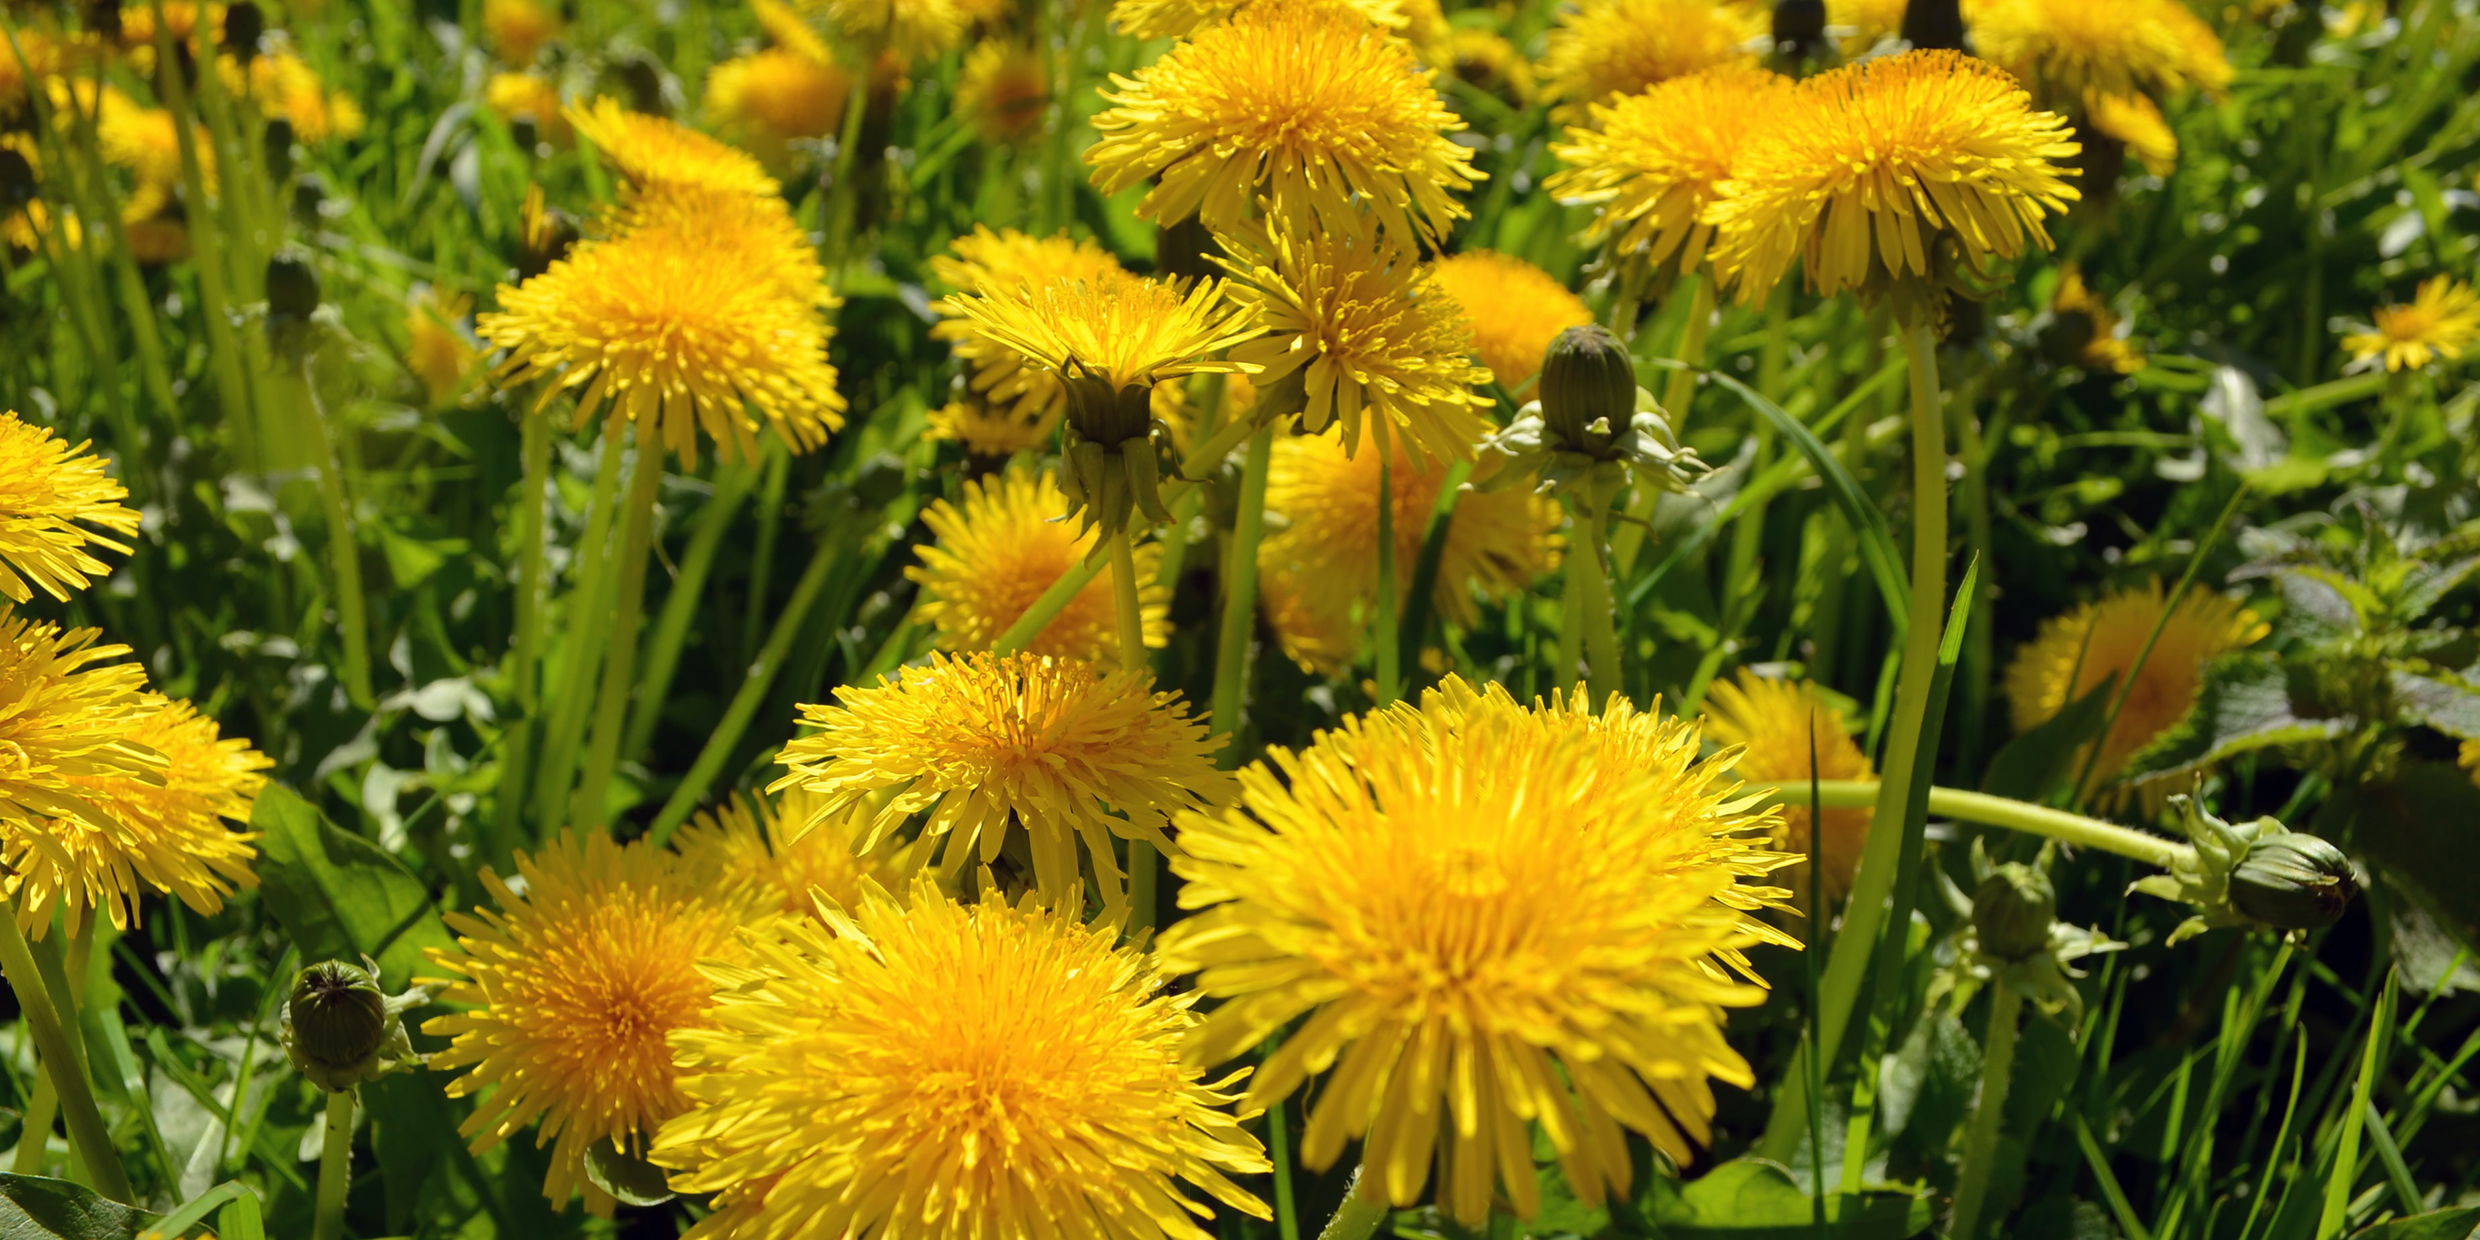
{"left": 771, "top": 651, "right": 1234, "bottom": 911}
{"left": 909, "top": 470, "right": 1171, "bottom": 664}
{"left": 405, "top": 287, "right": 480, "bottom": 407}
{"left": 1703, "top": 50, "right": 2081, "bottom": 319}
{"left": 1159, "top": 679, "right": 1793, "bottom": 1225}
{"left": 1547, "top": 64, "right": 1795, "bottom": 278}
{"left": 1535, "top": 0, "right": 1765, "bottom": 118}
{"left": 1699, "top": 669, "right": 1873, "bottom": 911}
{"left": 1425, "top": 250, "right": 1592, "bottom": 394}
{"left": 2005, "top": 580, "right": 2268, "bottom": 792}
{"left": 0, "top": 411, "right": 141, "bottom": 603}
{"left": 704, "top": 48, "right": 850, "bottom": 164}
{"left": 565, "top": 97, "right": 783, "bottom": 197}
{"left": 1216, "top": 214, "right": 1492, "bottom": 462}
{"left": 423, "top": 832, "right": 748, "bottom": 1210}
{"left": 1087, "top": 0, "right": 1481, "bottom": 248}
{"left": 671, "top": 786, "right": 911, "bottom": 922}
{"left": 930, "top": 228, "right": 1135, "bottom": 424}
{"left": 794, "top": 0, "right": 970, "bottom": 65}
{"left": 1969, "top": 0, "right": 2233, "bottom": 106}
{"left": 2344, "top": 277, "right": 2480, "bottom": 373}
{"left": 483, "top": 0, "right": 563, "bottom": 65}
{"left": 954, "top": 42, "right": 1048, "bottom": 145}
{"left": 652, "top": 879, "right": 1272, "bottom": 1239}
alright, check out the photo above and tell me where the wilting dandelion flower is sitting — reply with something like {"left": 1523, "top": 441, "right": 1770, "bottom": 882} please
{"left": 1088, "top": 0, "right": 1481, "bottom": 247}
{"left": 2343, "top": 276, "right": 2480, "bottom": 373}
{"left": 565, "top": 97, "right": 782, "bottom": 197}
{"left": 483, "top": 0, "right": 563, "bottom": 64}
{"left": 1425, "top": 250, "right": 1591, "bottom": 394}
{"left": 931, "top": 227, "right": 1134, "bottom": 423}
{"left": 954, "top": 42, "right": 1048, "bottom": 145}
{"left": 1159, "top": 681, "right": 1791, "bottom": 1224}
{"left": 1700, "top": 670, "right": 1872, "bottom": 911}
{"left": 909, "top": 470, "right": 1170, "bottom": 662}
{"left": 483, "top": 72, "right": 571, "bottom": 144}
{"left": 704, "top": 47, "right": 850, "bottom": 162}
{"left": 1703, "top": 50, "right": 2081, "bottom": 315}
{"left": 405, "top": 287, "right": 479, "bottom": 407}
{"left": 2084, "top": 90, "right": 2177, "bottom": 176}
{"left": 796, "top": 0, "right": 970, "bottom": 65}
{"left": 423, "top": 832, "right": 748, "bottom": 1210}
{"left": 652, "top": 879, "right": 1271, "bottom": 1239}
{"left": 1547, "top": 64, "right": 1794, "bottom": 278}
{"left": 0, "top": 410, "right": 141, "bottom": 603}
{"left": 771, "top": 651, "right": 1232, "bottom": 910}
{"left": 1536, "top": 0, "right": 1765, "bottom": 117}
{"left": 671, "top": 787, "right": 909, "bottom": 922}
{"left": 1215, "top": 215, "right": 1492, "bottom": 461}
{"left": 1970, "top": 0, "right": 2232, "bottom": 105}
{"left": 2005, "top": 580, "right": 2268, "bottom": 790}
{"left": 2047, "top": 266, "right": 2146, "bottom": 373}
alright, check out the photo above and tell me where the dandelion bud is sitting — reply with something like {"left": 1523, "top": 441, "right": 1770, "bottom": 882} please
{"left": 1058, "top": 367, "right": 1156, "bottom": 451}
{"left": 2229, "top": 832, "right": 2356, "bottom": 932}
{"left": 1972, "top": 862, "right": 2056, "bottom": 962}
{"left": 224, "top": 1, "right": 265, "bottom": 62}
{"left": 293, "top": 173, "right": 329, "bottom": 228}
{"left": 284, "top": 960, "right": 388, "bottom": 1089}
{"left": 1539, "top": 325, "right": 1637, "bottom": 457}
{"left": 262, "top": 118, "right": 296, "bottom": 185}
{"left": 266, "top": 249, "right": 321, "bottom": 320}
{"left": 0, "top": 149, "right": 34, "bottom": 212}
{"left": 1772, "top": 0, "right": 1825, "bottom": 56}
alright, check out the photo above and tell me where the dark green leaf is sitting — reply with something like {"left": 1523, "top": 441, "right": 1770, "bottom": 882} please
{"left": 2355, "top": 1208, "right": 2480, "bottom": 1240}
{"left": 1981, "top": 677, "right": 2118, "bottom": 802}
{"left": 2121, "top": 654, "right": 2347, "bottom": 782}
{"left": 2389, "top": 668, "right": 2480, "bottom": 738}
{"left": 1645, "top": 1159, "right": 1934, "bottom": 1239}
{"left": 0, "top": 1174, "right": 160, "bottom": 1240}
{"left": 585, "top": 1137, "right": 674, "bottom": 1208}
{"left": 252, "top": 784, "right": 457, "bottom": 990}
{"left": 2276, "top": 568, "right": 2367, "bottom": 638}
{"left": 2334, "top": 763, "right": 2480, "bottom": 958}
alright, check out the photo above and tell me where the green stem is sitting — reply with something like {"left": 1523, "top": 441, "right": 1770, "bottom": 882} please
{"left": 0, "top": 916, "right": 127, "bottom": 1202}
{"left": 1660, "top": 272, "right": 1715, "bottom": 430}
{"left": 140, "top": 6, "right": 258, "bottom": 470}
{"left": 1110, "top": 530, "right": 1159, "bottom": 932}
{"left": 311, "top": 1088, "right": 354, "bottom": 1240}
{"left": 1955, "top": 380, "right": 1996, "bottom": 774}
{"left": 1268, "top": 1097, "right": 1300, "bottom": 1240}
{"left": 1558, "top": 555, "right": 1585, "bottom": 693}
{"left": 1211, "top": 428, "right": 1276, "bottom": 766}
{"left": 1743, "top": 780, "right": 2191, "bottom": 870}
{"left": 1373, "top": 457, "right": 1401, "bottom": 706}
{"left": 738, "top": 443, "right": 791, "bottom": 668}
{"left": 1950, "top": 981, "right": 2024, "bottom": 1240}
{"left": 531, "top": 431, "right": 628, "bottom": 827}
{"left": 1316, "top": 1166, "right": 1390, "bottom": 1240}
{"left": 494, "top": 411, "right": 553, "bottom": 850}
{"left": 571, "top": 439, "right": 667, "bottom": 830}
{"left": 1604, "top": 254, "right": 1649, "bottom": 340}
{"left": 626, "top": 461, "right": 755, "bottom": 760}
{"left": 300, "top": 358, "right": 374, "bottom": 709}
{"left": 823, "top": 48, "right": 877, "bottom": 266}
{"left": 1576, "top": 501, "right": 1622, "bottom": 709}
{"left": 10, "top": 1076, "right": 54, "bottom": 1174}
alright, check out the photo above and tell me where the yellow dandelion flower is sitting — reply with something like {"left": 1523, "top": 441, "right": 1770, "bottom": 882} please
{"left": 938, "top": 272, "right": 1259, "bottom": 400}
{"left": 2004, "top": 579, "right": 2268, "bottom": 790}
{"left": 1447, "top": 28, "right": 1536, "bottom": 105}
{"left": 1547, "top": 64, "right": 1795, "bottom": 277}
{"left": 1536, "top": 0, "right": 1766, "bottom": 117}
{"left": 793, "top": 0, "right": 970, "bottom": 65}
{"left": 652, "top": 878, "right": 1271, "bottom": 1240}
{"left": 477, "top": 198, "right": 846, "bottom": 465}
{"left": 704, "top": 48, "right": 850, "bottom": 163}
{"left": 925, "top": 399, "right": 1059, "bottom": 456}
{"left": 2049, "top": 265, "right": 2146, "bottom": 373}
{"left": 405, "top": 287, "right": 479, "bottom": 407}
{"left": 483, "top": 72, "right": 571, "bottom": 144}
{"left": 1827, "top": 0, "right": 1909, "bottom": 51}
{"left": 1702, "top": 50, "right": 2081, "bottom": 311}
{"left": 4, "top": 30, "right": 83, "bottom": 118}
{"left": 605, "top": 178, "right": 832, "bottom": 310}
{"left": 930, "top": 227, "right": 1135, "bottom": 423}
{"left": 755, "top": 0, "right": 835, "bottom": 63}
{"left": 1970, "top": 0, "right": 2233, "bottom": 105}
{"left": 74, "top": 82, "right": 198, "bottom": 193}
{"left": 2085, "top": 89, "right": 2177, "bottom": 176}
{"left": 1700, "top": 669, "right": 1872, "bottom": 910}
{"left": 0, "top": 410, "right": 140, "bottom": 603}
{"left": 1425, "top": 250, "right": 1591, "bottom": 394}
{"left": 0, "top": 614, "right": 163, "bottom": 894}
{"left": 1158, "top": 679, "right": 1791, "bottom": 1225}
{"left": 482, "top": 0, "right": 563, "bottom": 65}
{"left": 770, "top": 651, "right": 1233, "bottom": 910}
{"left": 115, "top": 2, "right": 221, "bottom": 57}
{"left": 672, "top": 786, "right": 909, "bottom": 921}
{"left": 565, "top": 96, "right": 781, "bottom": 198}
{"left": 1087, "top": 0, "right": 1482, "bottom": 248}
{"left": 954, "top": 41, "right": 1048, "bottom": 146}
{"left": 422, "top": 832, "right": 748, "bottom": 1210}
{"left": 228, "top": 50, "right": 365, "bottom": 143}
{"left": 1259, "top": 425, "right": 1558, "bottom": 676}
{"left": 1215, "top": 215, "right": 1493, "bottom": 461}
{"left": 909, "top": 469, "right": 1171, "bottom": 662}
{"left": 2343, "top": 276, "right": 2480, "bottom": 373}
{"left": 15, "top": 694, "right": 267, "bottom": 939}
{"left": 1108, "top": 0, "right": 1407, "bottom": 39}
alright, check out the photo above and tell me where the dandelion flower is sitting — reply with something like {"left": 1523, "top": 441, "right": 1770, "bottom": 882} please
{"left": 231, "top": 50, "right": 366, "bottom": 143}
{"left": 605, "top": 177, "right": 832, "bottom": 309}
{"left": 3, "top": 31, "right": 82, "bottom": 119}
{"left": 565, "top": 97, "right": 782, "bottom": 198}
{"left": 483, "top": 72, "right": 571, "bottom": 144}
{"left": 0, "top": 411, "right": 141, "bottom": 603}
{"left": 796, "top": 0, "right": 970, "bottom": 65}
{"left": 405, "top": 287, "right": 479, "bottom": 407}
{"left": 704, "top": 48, "right": 850, "bottom": 163}
{"left": 1109, "top": 0, "right": 1408, "bottom": 39}
{"left": 755, "top": 0, "right": 835, "bottom": 62}
{"left": 79, "top": 83, "right": 199, "bottom": 193}
{"left": 2085, "top": 90, "right": 2177, "bottom": 176}
{"left": 2005, "top": 579, "right": 2268, "bottom": 790}
{"left": 1216, "top": 215, "right": 1493, "bottom": 461}
{"left": 1547, "top": 64, "right": 1794, "bottom": 277}
{"left": 1259, "top": 426, "right": 1558, "bottom": 676}
{"left": 908, "top": 470, "right": 1171, "bottom": 662}
{"left": 477, "top": 200, "right": 845, "bottom": 465}
{"left": 483, "top": 0, "right": 563, "bottom": 65}
{"left": 1158, "top": 681, "right": 1791, "bottom": 1224}
{"left": 1702, "top": 50, "right": 2081, "bottom": 313}
{"left": 1970, "top": 0, "right": 2232, "bottom": 105}
{"left": 2048, "top": 265, "right": 2145, "bottom": 373}
{"left": 2344, "top": 277, "right": 2480, "bottom": 373}
{"left": 931, "top": 227, "right": 1135, "bottom": 422}
{"left": 0, "top": 614, "right": 162, "bottom": 887}
{"left": 771, "top": 651, "right": 1232, "bottom": 910}
{"left": 1425, "top": 251, "right": 1591, "bottom": 394}
{"left": 925, "top": 399, "right": 1059, "bottom": 457}
{"left": 1700, "top": 669, "right": 1872, "bottom": 910}
{"left": 1087, "top": 0, "right": 1482, "bottom": 247}
{"left": 954, "top": 41, "right": 1048, "bottom": 145}
{"left": 652, "top": 878, "right": 1271, "bottom": 1240}
{"left": 423, "top": 832, "right": 748, "bottom": 1210}
{"left": 671, "top": 786, "right": 909, "bottom": 921}
{"left": 1827, "top": 0, "right": 1909, "bottom": 52}
{"left": 1536, "top": 0, "right": 1765, "bottom": 117}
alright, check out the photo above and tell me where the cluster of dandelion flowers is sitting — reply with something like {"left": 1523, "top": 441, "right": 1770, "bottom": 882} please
{"left": 1087, "top": 0, "right": 1481, "bottom": 247}
{"left": 13, "top": 694, "right": 269, "bottom": 938}
{"left": 1535, "top": 0, "right": 1765, "bottom": 117}
{"left": 930, "top": 227, "right": 1136, "bottom": 423}
{"left": 909, "top": 470, "right": 1171, "bottom": 663}
{"left": 771, "top": 651, "right": 1232, "bottom": 910}
{"left": 2344, "top": 276, "right": 2480, "bottom": 373}
{"left": 1546, "top": 65, "right": 1795, "bottom": 278}
{"left": 1159, "top": 682, "right": 1792, "bottom": 1224}
{"left": 1699, "top": 670, "right": 1873, "bottom": 911}
{"left": 954, "top": 42, "right": 1048, "bottom": 145}
{"left": 0, "top": 410, "right": 142, "bottom": 603}
{"left": 564, "top": 97, "right": 781, "bottom": 198}
{"left": 1426, "top": 250, "right": 1592, "bottom": 393}
{"left": 1258, "top": 427, "right": 1558, "bottom": 676}
{"left": 703, "top": 47, "right": 850, "bottom": 163}
{"left": 2004, "top": 580, "right": 2269, "bottom": 791}
{"left": 1703, "top": 50, "right": 2081, "bottom": 315}
{"left": 423, "top": 831, "right": 749, "bottom": 1209}
{"left": 1968, "top": 0, "right": 2232, "bottom": 106}
{"left": 652, "top": 878, "right": 1270, "bottom": 1240}
{"left": 672, "top": 787, "right": 912, "bottom": 922}
{"left": 1215, "top": 216, "right": 1492, "bottom": 461}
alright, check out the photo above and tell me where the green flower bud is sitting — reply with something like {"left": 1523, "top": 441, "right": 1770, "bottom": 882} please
{"left": 1059, "top": 367, "right": 1157, "bottom": 451}
{"left": 1973, "top": 862, "right": 2056, "bottom": 962}
{"left": 284, "top": 961, "right": 387, "bottom": 1090}
{"left": 1538, "top": 325, "right": 1637, "bottom": 458}
{"left": 265, "top": 249, "right": 321, "bottom": 321}
{"left": 2229, "top": 832, "right": 2356, "bottom": 932}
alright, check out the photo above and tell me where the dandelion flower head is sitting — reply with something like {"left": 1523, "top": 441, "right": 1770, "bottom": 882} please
{"left": 1108, "top": 0, "right": 1408, "bottom": 39}
{"left": 1547, "top": 64, "right": 1794, "bottom": 277}
{"left": 755, "top": 0, "right": 836, "bottom": 62}
{"left": 672, "top": 786, "right": 911, "bottom": 922}
{"left": 954, "top": 42, "right": 1049, "bottom": 145}
{"left": 0, "top": 615, "right": 164, "bottom": 928}
{"left": 2005, "top": 579, "right": 2268, "bottom": 790}
{"left": 2085, "top": 90, "right": 2177, "bottom": 176}
{"left": 1699, "top": 669, "right": 1873, "bottom": 911}
{"left": 565, "top": 97, "right": 782, "bottom": 198}
{"left": 1968, "top": 0, "right": 2233, "bottom": 105}
{"left": 2344, "top": 276, "right": 2480, "bottom": 373}
{"left": 604, "top": 178, "right": 834, "bottom": 310}
{"left": 229, "top": 49, "right": 366, "bottom": 144}
{"left": 1426, "top": 250, "right": 1592, "bottom": 393}
{"left": 1536, "top": 0, "right": 1765, "bottom": 117}
{"left": 793, "top": 0, "right": 970, "bottom": 65}
{"left": 931, "top": 228, "right": 1136, "bottom": 422}
{"left": 2049, "top": 265, "right": 2146, "bottom": 373}
{"left": 704, "top": 47, "right": 850, "bottom": 161}
{"left": 484, "top": 73, "right": 571, "bottom": 144}
{"left": 483, "top": 0, "right": 563, "bottom": 64}
{"left": 938, "top": 272, "right": 1259, "bottom": 405}
{"left": 0, "top": 411, "right": 141, "bottom": 603}
{"left": 908, "top": 469, "right": 1171, "bottom": 663}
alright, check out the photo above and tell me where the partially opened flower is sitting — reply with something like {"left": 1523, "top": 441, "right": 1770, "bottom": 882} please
{"left": 1087, "top": 0, "right": 1481, "bottom": 247}
{"left": 798, "top": 0, "right": 970, "bottom": 65}
{"left": 704, "top": 47, "right": 850, "bottom": 163}
{"left": 671, "top": 786, "right": 910, "bottom": 922}
{"left": 954, "top": 42, "right": 1048, "bottom": 145}
{"left": 1535, "top": 0, "right": 1765, "bottom": 118}
{"left": 0, "top": 614, "right": 166, "bottom": 933}
{"left": 423, "top": 832, "right": 748, "bottom": 1210}
{"left": 1969, "top": 0, "right": 2232, "bottom": 105}
{"left": 1159, "top": 680, "right": 1791, "bottom": 1224}
{"left": 1700, "top": 669, "right": 1872, "bottom": 911}
{"left": 1547, "top": 64, "right": 1794, "bottom": 278}
{"left": 2005, "top": 580, "right": 2268, "bottom": 792}
{"left": 405, "top": 287, "right": 480, "bottom": 407}
{"left": 565, "top": 97, "right": 782, "bottom": 197}
{"left": 652, "top": 878, "right": 1271, "bottom": 1239}
{"left": 930, "top": 227, "right": 1134, "bottom": 423}
{"left": 483, "top": 0, "right": 563, "bottom": 64}
{"left": 0, "top": 410, "right": 141, "bottom": 603}
{"left": 909, "top": 469, "right": 1171, "bottom": 663}
{"left": 1425, "top": 250, "right": 1592, "bottom": 394}
{"left": 2343, "top": 276, "right": 2480, "bottom": 373}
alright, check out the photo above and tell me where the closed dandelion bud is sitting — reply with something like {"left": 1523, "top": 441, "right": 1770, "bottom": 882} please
{"left": 2230, "top": 833, "right": 2356, "bottom": 931}
{"left": 1973, "top": 862, "right": 2055, "bottom": 962}
{"left": 1773, "top": 0, "right": 1825, "bottom": 56}
{"left": 262, "top": 118, "right": 296, "bottom": 185}
{"left": 284, "top": 960, "right": 387, "bottom": 1087}
{"left": 292, "top": 174, "right": 328, "bottom": 228}
{"left": 224, "top": 1, "right": 265, "bottom": 61}
{"left": 1539, "top": 325, "right": 1637, "bottom": 458}
{"left": 1059, "top": 368, "right": 1157, "bottom": 451}
{"left": 266, "top": 250, "right": 321, "bottom": 320}
{"left": 0, "top": 149, "right": 33, "bottom": 212}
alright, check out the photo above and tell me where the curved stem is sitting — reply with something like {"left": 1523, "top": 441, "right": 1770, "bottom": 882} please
{"left": 0, "top": 915, "right": 127, "bottom": 1202}
{"left": 571, "top": 439, "right": 666, "bottom": 831}
{"left": 1951, "top": 982, "right": 2024, "bottom": 1240}
{"left": 1315, "top": 1165, "right": 1391, "bottom": 1240}
{"left": 1373, "top": 458, "right": 1402, "bottom": 705}
{"left": 1577, "top": 501, "right": 1623, "bottom": 709}
{"left": 1211, "top": 428, "right": 1276, "bottom": 766}
{"left": 311, "top": 1088, "right": 355, "bottom": 1240}
{"left": 1743, "top": 781, "right": 2192, "bottom": 870}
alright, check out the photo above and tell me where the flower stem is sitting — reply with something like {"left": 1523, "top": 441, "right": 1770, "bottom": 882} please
{"left": 0, "top": 914, "right": 127, "bottom": 1202}
{"left": 1110, "top": 530, "right": 1159, "bottom": 932}
{"left": 1576, "top": 501, "right": 1623, "bottom": 709}
{"left": 1315, "top": 1165, "right": 1391, "bottom": 1240}
{"left": 1744, "top": 781, "right": 2192, "bottom": 870}
{"left": 1267, "top": 1096, "right": 1300, "bottom": 1240}
{"left": 1660, "top": 273, "right": 1716, "bottom": 431}
{"left": 531, "top": 431, "right": 627, "bottom": 828}
{"left": 627, "top": 460, "right": 755, "bottom": 760}
{"left": 494, "top": 410, "right": 553, "bottom": 853}
{"left": 1950, "top": 982, "right": 2025, "bottom": 1240}
{"left": 311, "top": 1087, "right": 355, "bottom": 1240}
{"left": 9, "top": 1076, "right": 54, "bottom": 1175}
{"left": 823, "top": 55, "right": 877, "bottom": 266}
{"left": 1212, "top": 428, "right": 1276, "bottom": 765}
{"left": 573, "top": 441, "right": 668, "bottom": 830}
{"left": 299, "top": 358, "right": 374, "bottom": 709}
{"left": 1373, "top": 458, "right": 1402, "bottom": 706}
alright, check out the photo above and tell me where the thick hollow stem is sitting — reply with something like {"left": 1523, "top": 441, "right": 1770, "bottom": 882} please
{"left": 628, "top": 461, "right": 756, "bottom": 758}
{"left": 1211, "top": 428, "right": 1276, "bottom": 766}
{"left": 571, "top": 439, "right": 667, "bottom": 831}
{"left": 9, "top": 1076, "right": 55, "bottom": 1175}
{"left": 1314, "top": 1165, "right": 1391, "bottom": 1240}
{"left": 1950, "top": 982, "right": 2025, "bottom": 1240}
{"left": 494, "top": 411, "right": 554, "bottom": 849}
{"left": 1745, "top": 781, "right": 2192, "bottom": 870}
{"left": 1577, "top": 503, "right": 1623, "bottom": 710}
{"left": 311, "top": 1088, "right": 355, "bottom": 1240}
{"left": 531, "top": 432, "right": 628, "bottom": 827}
{"left": 300, "top": 359, "right": 374, "bottom": 709}
{"left": 1110, "top": 531, "right": 1149, "bottom": 675}
{"left": 1660, "top": 273, "right": 1716, "bottom": 430}
{"left": 1373, "top": 458, "right": 1402, "bottom": 706}
{"left": 0, "top": 916, "right": 127, "bottom": 1202}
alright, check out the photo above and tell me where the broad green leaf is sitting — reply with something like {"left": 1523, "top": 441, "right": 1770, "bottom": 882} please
{"left": 2340, "top": 763, "right": 2480, "bottom": 958}
{"left": 2389, "top": 668, "right": 2480, "bottom": 738}
{"left": 0, "top": 1174, "right": 160, "bottom": 1239}
{"left": 1645, "top": 1159, "right": 1935, "bottom": 1239}
{"left": 2278, "top": 568, "right": 2372, "bottom": 637}
{"left": 2355, "top": 1208, "right": 2480, "bottom": 1240}
{"left": 252, "top": 784, "right": 457, "bottom": 989}
{"left": 585, "top": 1137, "right": 675, "bottom": 1208}
{"left": 2398, "top": 554, "right": 2480, "bottom": 623}
{"left": 2121, "top": 653, "right": 2347, "bottom": 782}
